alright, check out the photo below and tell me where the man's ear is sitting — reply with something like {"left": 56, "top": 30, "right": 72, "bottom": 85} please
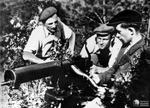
{"left": 128, "top": 27, "right": 135, "bottom": 35}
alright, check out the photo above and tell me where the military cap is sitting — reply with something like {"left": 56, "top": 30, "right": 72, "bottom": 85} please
{"left": 94, "top": 24, "right": 114, "bottom": 36}
{"left": 108, "top": 10, "right": 142, "bottom": 26}
{"left": 39, "top": 6, "right": 57, "bottom": 21}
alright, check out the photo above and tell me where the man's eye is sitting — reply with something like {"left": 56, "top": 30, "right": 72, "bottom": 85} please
{"left": 46, "top": 23, "right": 52, "bottom": 25}
{"left": 55, "top": 21, "right": 58, "bottom": 24}
{"left": 104, "top": 39, "right": 109, "bottom": 41}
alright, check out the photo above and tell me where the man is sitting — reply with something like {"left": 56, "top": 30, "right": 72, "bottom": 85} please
{"left": 80, "top": 24, "right": 113, "bottom": 67}
{"left": 88, "top": 10, "right": 150, "bottom": 108}
{"left": 23, "top": 6, "right": 75, "bottom": 64}
{"left": 91, "top": 10, "right": 150, "bottom": 87}
{"left": 80, "top": 24, "right": 122, "bottom": 83}
{"left": 22, "top": 7, "right": 76, "bottom": 108}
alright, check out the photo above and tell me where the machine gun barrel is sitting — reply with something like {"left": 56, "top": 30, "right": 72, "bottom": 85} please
{"left": 2, "top": 59, "right": 71, "bottom": 88}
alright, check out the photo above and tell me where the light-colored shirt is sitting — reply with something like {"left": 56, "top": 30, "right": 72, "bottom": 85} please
{"left": 109, "top": 37, "right": 123, "bottom": 67}
{"left": 80, "top": 35, "right": 123, "bottom": 67}
{"left": 24, "top": 21, "right": 74, "bottom": 59}
{"left": 80, "top": 34, "right": 99, "bottom": 58}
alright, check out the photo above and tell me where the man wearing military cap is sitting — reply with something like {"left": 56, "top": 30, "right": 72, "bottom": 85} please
{"left": 23, "top": 6, "right": 75, "bottom": 64}
{"left": 80, "top": 24, "right": 122, "bottom": 83}
{"left": 91, "top": 10, "right": 150, "bottom": 88}
{"left": 39, "top": 6, "right": 57, "bottom": 23}
{"left": 108, "top": 9, "right": 142, "bottom": 27}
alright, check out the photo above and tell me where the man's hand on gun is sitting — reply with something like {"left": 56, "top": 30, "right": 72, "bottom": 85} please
{"left": 89, "top": 65, "right": 109, "bottom": 84}
{"left": 71, "top": 64, "right": 107, "bottom": 95}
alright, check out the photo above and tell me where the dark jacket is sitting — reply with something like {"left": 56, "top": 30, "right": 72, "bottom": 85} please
{"left": 98, "top": 36, "right": 150, "bottom": 84}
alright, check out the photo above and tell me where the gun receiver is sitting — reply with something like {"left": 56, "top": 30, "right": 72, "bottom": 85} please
{"left": 1, "top": 56, "right": 93, "bottom": 89}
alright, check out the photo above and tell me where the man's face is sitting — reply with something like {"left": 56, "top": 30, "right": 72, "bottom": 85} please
{"left": 45, "top": 14, "right": 58, "bottom": 33}
{"left": 96, "top": 34, "right": 111, "bottom": 49}
{"left": 115, "top": 24, "right": 132, "bottom": 44}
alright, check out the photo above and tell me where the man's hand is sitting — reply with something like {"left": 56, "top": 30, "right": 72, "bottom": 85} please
{"left": 89, "top": 65, "right": 109, "bottom": 75}
{"left": 87, "top": 62, "right": 115, "bottom": 85}
{"left": 90, "top": 73, "right": 100, "bottom": 84}
{"left": 89, "top": 65, "right": 110, "bottom": 84}
{"left": 95, "top": 66, "right": 109, "bottom": 74}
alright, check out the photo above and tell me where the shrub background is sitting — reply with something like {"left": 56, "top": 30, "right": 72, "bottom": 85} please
{"left": 0, "top": 0, "right": 150, "bottom": 107}
{"left": 0, "top": 0, "right": 150, "bottom": 70}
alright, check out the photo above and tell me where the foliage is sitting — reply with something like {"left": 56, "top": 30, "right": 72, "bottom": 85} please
{"left": 8, "top": 80, "right": 46, "bottom": 108}
{"left": 0, "top": 0, "right": 150, "bottom": 108}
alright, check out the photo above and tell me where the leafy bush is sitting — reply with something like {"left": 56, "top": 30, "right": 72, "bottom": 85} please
{"left": 0, "top": 0, "right": 150, "bottom": 108}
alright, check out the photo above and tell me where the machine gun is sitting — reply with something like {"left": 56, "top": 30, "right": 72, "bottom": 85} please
{"left": 1, "top": 59, "right": 71, "bottom": 88}
{"left": 1, "top": 56, "right": 107, "bottom": 108}
{"left": 1, "top": 56, "right": 97, "bottom": 89}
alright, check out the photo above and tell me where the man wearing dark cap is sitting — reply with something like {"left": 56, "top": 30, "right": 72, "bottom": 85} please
{"left": 91, "top": 9, "right": 150, "bottom": 92}
{"left": 23, "top": 6, "right": 75, "bottom": 64}
{"left": 88, "top": 10, "right": 150, "bottom": 107}
{"left": 80, "top": 24, "right": 123, "bottom": 83}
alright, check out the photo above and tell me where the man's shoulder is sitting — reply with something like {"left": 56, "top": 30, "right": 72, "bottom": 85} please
{"left": 31, "top": 25, "right": 46, "bottom": 38}
{"left": 58, "top": 20, "right": 74, "bottom": 39}
{"left": 126, "top": 36, "right": 145, "bottom": 55}
{"left": 58, "top": 19, "right": 72, "bottom": 31}
{"left": 33, "top": 25, "right": 45, "bottom": 32}
{"left": 86, "top": 34, "right": 97, "bottom": 43}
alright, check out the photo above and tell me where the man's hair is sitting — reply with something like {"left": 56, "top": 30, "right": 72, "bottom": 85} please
{"left": 120, "top": 22, "right": 141, "bottom": 31}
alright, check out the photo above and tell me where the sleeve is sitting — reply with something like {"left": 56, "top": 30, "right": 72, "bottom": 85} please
{"left": 108, "top": 37, "right": 123, "bottom": 67}
{"left": 23, "top": 28, "right": 41, "bottom": 54}
{"left": 80, "top": 35, "right": 96, "bottom": 58}
{"left": 80, "top": 45, "right": 89, "bottom": 58}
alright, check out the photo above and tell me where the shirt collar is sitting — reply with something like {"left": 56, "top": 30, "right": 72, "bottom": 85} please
{"left": 124, "top": 34, "right": 142, "bottom": 54}
{"left": 130, "top": 34, "right": 142, "bottom": 46}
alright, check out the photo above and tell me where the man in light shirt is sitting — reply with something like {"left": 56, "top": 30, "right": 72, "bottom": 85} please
{"left": 80, "top": 24, "right": 122, "bottom": 82}
{"left": 23, "top": 6, "right": 75, "bottom": 64}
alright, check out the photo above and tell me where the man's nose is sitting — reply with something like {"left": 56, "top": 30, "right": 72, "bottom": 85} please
{"left": 98, "top": 39, "right": 104, "bottom": 44}
{"left": 51, "top": 23, "right": 57, "bottom": 28}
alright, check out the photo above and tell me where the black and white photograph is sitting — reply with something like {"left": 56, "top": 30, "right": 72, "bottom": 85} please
{"left": 0, "top": 0, "right": 150, "bottom": 108}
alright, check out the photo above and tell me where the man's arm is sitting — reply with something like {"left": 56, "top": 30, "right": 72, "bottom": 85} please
{"left": 109, "top": 37, "right": 123, "bottom": 67}
{"left": 90, "top": 66, "right": 115, "bottom": 84}
{"left": 68, "top": 32, "right": 75, "bottom": 56}
{"left": 23, "top": 51, "right": 45, "bottom": 64}
{"left": 22, "top": 26, "right": 48, "bottom": 64}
